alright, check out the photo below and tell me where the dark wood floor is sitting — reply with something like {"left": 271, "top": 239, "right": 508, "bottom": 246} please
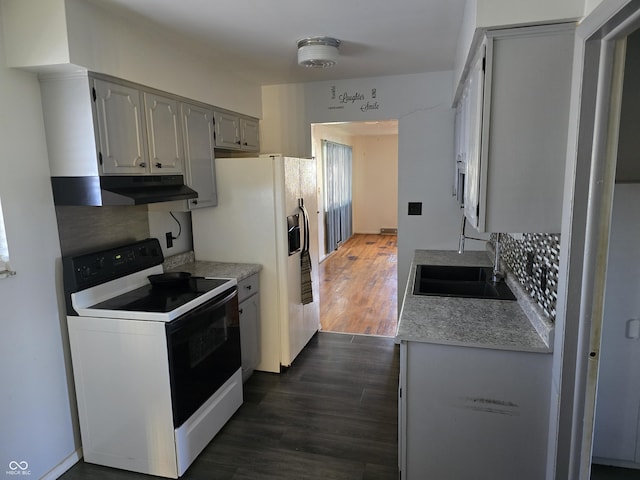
{"left": 320, "top": 234, "right": 398, "bottom": 337}
{"left": 58, "top": 333, "right": 400, "bottom": 480}
{"left": 591, "top": 464, "right": 640, "bottom": 479}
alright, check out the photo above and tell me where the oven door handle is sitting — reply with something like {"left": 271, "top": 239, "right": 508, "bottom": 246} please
{"left": 165, "top": 287, "right": 238, "bottom": 333}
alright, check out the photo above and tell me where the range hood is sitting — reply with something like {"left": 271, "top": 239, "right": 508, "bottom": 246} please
{"left": 51, "top": 175, "right": 198, "bottom": 206}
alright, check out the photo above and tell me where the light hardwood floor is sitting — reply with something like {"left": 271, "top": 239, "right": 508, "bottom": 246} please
{"left": 319, "top": 234, "right": 398, "bottom": 337}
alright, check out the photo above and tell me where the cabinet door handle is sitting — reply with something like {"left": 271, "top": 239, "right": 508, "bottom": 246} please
{"left": 155, "top": 162, "right": 162, "bottom": 168}
{"left": 139, "top": 162, "right": 146, "bottom": 168}
{"left": 245, "top": 285, "right": 252, "bottom": 290}
{"left": 192, "top": 199, "right": 198, "bottom": 205}
{"left": 236, "top": 140, "right": 241, "bottom": 145}
{"left": 239, "top": 308, "right": 244, "bottom": 314}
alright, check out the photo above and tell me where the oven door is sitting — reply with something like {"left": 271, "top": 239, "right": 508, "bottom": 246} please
{"left": 165, "top": 286, "right": 240, "bottom": 427}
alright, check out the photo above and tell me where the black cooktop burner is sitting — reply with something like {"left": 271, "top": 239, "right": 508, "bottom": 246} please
{"left": 90, "top": 277, "right": 230, "bottom": 313}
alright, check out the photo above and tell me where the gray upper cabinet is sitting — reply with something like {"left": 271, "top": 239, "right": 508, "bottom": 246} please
{"left": 181, "top": 102, "right": 218, "bottom": 209}
{"left": 457, "top": 23, "right": 574, "bottom": 233}
{"left": 94, "top": 80, "right": 184, "bottom": 176}
{"left": 93, "top": 79, "right": 147, "bottom": 175}
{"left": 240, "top": 117, "right": 259, "bottom": 150}
{"left": 214, "top": 111, "right": 241, "bottom": 149}
{"left": 39, "top": 71, "right": 250, "bottom": 208}
{"left": 144, "top": 93, "right": 184, "bottom": 175}
{"left": 214, "top": 110, "right": 260, "bottom": 152}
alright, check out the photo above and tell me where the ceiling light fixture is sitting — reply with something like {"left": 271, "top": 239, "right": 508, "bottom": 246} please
{"left": 297, "top": 36, "right": 341, "bottom": 68}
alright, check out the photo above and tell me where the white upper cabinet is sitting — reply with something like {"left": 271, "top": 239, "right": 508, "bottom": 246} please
{"left": 144, "top": 93, "right": 184, "bottom": 174}
{"left": 214, "top": 110, "right": 260, "bottom": 152}
{"left": 93, "top": 79, "right": 147, "bottom": 175}
{"left": 463, "top": 46, "right": 485, "bottom": 228}
{"left": 456, "top": 23, "right": 575, "bottom": 233}
{"left": 181, "top": 102, "right": 217, "bottom": 209}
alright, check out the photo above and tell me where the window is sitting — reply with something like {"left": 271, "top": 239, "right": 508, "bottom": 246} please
{"left": 322, "top": 140, "right": 353, "bottom": 253}
{"left": 0, "top": 197, "right": 15, "bottom": 278}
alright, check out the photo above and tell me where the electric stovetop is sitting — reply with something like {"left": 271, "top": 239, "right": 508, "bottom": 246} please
{"left": 89, "top": 277, "right": 231, "bottom": 313}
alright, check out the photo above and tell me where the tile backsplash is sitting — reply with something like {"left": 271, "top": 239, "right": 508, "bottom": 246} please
{"left": 491, "top": 233, "right": 560, "bottom": 321}
{"left": 55, "top": 205, "right": 150, "bottom": 257}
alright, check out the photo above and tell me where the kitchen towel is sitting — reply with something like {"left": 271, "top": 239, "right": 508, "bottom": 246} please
{"left": 300, "top": 249, "right": 313, "bottom": 304}
{"left": 299, "top": 200, "right": 314, "bottom": 305}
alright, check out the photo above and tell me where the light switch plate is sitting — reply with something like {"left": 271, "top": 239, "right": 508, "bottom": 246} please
{"left": 408, "top": 202, "right": 422, "bottom": 215}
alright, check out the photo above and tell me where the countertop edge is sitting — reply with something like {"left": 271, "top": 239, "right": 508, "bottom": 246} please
{"left": 395, "top": 335, "right": 552, "bottom": 354}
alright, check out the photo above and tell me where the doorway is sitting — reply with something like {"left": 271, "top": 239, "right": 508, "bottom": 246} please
{"left": 552, "top": 2, "right": 640, "bottom": 478}
{"left": 589, "top": 23, "right": 640, "bottom": 480}
{"left": 311, "top": 120, "right": 399, "bottom": 337}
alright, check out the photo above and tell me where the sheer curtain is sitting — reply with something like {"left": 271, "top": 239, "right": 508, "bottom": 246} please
{"left": 322, "top": 140, "right": 353, "bottom": 253}
{"left": 0, "top": 197, "right": 13, "bottom": 276}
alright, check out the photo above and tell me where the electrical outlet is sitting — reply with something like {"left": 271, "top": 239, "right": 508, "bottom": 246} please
{"left": 526, "top": 252, "right": 535, "bottom": 276}
{"left": 166, "top": 232, "right": 173, "bottom": 248}
{"left": 540, "top": 266, "right": 548, "bottom": 293}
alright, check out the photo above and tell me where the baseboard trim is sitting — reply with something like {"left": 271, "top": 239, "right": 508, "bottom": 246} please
{"left": 41, "top": 448, "right": 82, "bottom": 480}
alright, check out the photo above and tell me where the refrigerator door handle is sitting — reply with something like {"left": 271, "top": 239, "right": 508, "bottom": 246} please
{"left": 298, "top": 198, "right": 310, "bottom": 255}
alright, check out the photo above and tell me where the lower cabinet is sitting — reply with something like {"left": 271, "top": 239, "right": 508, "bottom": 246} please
{"left": 399, "top": 341, "right": 552, "bottom": 480}
{"left": 238, "top": 273, "right": 260, "bottom": 382}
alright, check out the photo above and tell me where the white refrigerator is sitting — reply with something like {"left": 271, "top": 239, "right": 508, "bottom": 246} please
{"left": 192, "top": 155, "right": 320, "bottom": 373}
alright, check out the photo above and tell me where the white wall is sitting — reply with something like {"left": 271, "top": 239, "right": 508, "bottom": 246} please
{"left": 308, "top": 73, "right": 467, "bottom": 298}
{"left": 453, "top": 0, "right": 584, "bottom": 96}
{"left": 0, "top": 5, "right": 79, "bottom": 478}
{"left": 148, "top": 211, "right": 193, "bottom": 258}
{"left": 264, "top": 71, "right": 466, "bottom": 298}
{"left": 262, "top": 83, "right": 309, "bottom": 157}
{"left": 2, "top": 0, "right": 262, "bottom": 117}
{"left": 1, "top": 0, "right": 70, "bottom": 67}
{"left": 454, "top": 0, "right": 479, "bottom": 101}
{"left": 352, "top": 135, "right": 398, "bottom": 234}
{"left": 583, "top": 0, "right": 607, "bottom": 16}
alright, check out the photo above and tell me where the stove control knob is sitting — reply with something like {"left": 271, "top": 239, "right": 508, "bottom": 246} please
{"left": 80, "top": 266, "right": 91, "bottom": 279}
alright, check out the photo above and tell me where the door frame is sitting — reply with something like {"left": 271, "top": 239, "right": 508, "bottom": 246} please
{"left": 551, "top": 1, "right": 640, "bottom": 478}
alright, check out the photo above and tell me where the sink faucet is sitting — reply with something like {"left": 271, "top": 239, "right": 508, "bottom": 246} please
{"left": 457, "top": 212, "right": 504, "bottom": 284}
{"left": 492, "top": 233, "right": 504, "bottom": 283}
{"left": 457, "top": 211, "right": 484, "bottom": 254}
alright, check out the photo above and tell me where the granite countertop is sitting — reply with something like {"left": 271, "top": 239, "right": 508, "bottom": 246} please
{"left": 396, "top": 249, "right": 553, "bottom": 353}
{"left": 163, "top": 251, "right": 261, "bottom": 281}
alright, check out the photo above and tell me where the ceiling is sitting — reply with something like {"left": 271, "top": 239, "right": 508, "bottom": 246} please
{"left": 90, "top": 0, "right": 467, "bottom": 86}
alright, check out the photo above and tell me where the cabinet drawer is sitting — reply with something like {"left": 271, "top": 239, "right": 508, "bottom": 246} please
{"left": 237, "top": 273, "right": 259, "bottom": 303}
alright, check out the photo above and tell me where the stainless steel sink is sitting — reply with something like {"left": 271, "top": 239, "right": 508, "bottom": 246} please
{"left": 413, "top": 265, "right": 516, "bottom": 300}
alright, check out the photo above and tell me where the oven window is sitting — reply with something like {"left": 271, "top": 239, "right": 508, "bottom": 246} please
{"left": 188, "top": 319, "right": 228, "bottom": 368}
{"left": 166, "top": 288, "right": 240, "bottom": 427}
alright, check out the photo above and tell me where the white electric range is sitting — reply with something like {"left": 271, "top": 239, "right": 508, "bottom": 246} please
{"left": 63, "top": 238, "right": 243, "bottom": 478}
